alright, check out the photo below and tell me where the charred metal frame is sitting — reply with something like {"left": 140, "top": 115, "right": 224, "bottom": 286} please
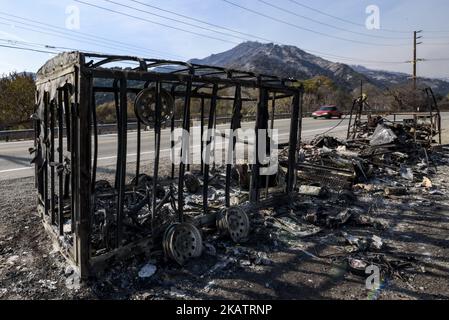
{"left": 347, "top": 87, "right": 442, "bottom": 145}
{"left": 33, "top": 52, "right": 304, "bottom": 279}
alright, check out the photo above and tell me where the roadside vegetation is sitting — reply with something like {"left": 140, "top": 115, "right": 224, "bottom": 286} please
{"left": 0, "top": 72, "right": 35, "bottom": 131}
{"left": 0, "top": 72, "right": 448, "bottom": 131}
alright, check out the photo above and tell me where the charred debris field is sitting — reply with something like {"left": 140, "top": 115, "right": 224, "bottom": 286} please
{"left": 1, "top": 51, "right": 448, "bottom": 299}
{"left": 1, "top": 125, "right": 449, "bottom": 300}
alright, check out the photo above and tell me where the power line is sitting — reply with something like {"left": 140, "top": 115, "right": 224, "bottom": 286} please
{"left": 287, "top": 0, "right": 449, "bottom": 36}
{"left": 74, "top": 0, "right": 239, "bottom": 44}
{"left": 0, "top": 1, "right": 445, "bottom": 70}
{"left": 420, "top": 29, "right": 449, "bottom": 34}
{"left": 75, "top": 1, "right": 408, "bottom": 65}
{"left": 0, "top": 37, "right": 99, "bottom": 54}
{"left": 0, "top": 5, "right": 410, "bottom": 66}
{"left": 221, "top": 0, "right": 410, "bottom": 47}
{"left": 421, "top": 34, "right": 449, "bottom": 40}
{"left": 0, "top": 43, "right": 58, "bottom": 54}
{"left": 0, "top": 18, "right": 195, "bottom": 62}
{"left": 421, "top": 42, "right": 449, "bottom": 46}
{"left": 0, "top": 16, "right": 406, "bottom": 66}
{"left": 127, "top": 0, "right": 272, "bottom": 42}
{"left": 0, "top": 11, "right": 186, "bottom": 60}
{"left": 0, "top": 39, "right": 180, "bottom": 73}
{"left": 286, "top": 0, "right": 412, "bottom": 34}
{"left": 101, "top": 0, "right": 251, "bottom": 42}
{"left": 120, "top": 0, "right": 408, "bottom": 64}
{"left": 0, "top": 18, "right": 171, "bottom": 59}
{"left": 0, "top": 18, "right": 149, "bottom": 57}
{"left": 423, "top": 58, "right": 449, "bottom": 62}
{"left": 257, "top": 0, "right": 410, "bottom": 41}
{"left": 8, "top": 35, "right": 447, "bottom": 85}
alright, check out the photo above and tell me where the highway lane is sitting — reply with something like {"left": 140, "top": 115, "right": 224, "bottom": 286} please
{"left": 1, "top": 113, "right": 448, "bottom": 180}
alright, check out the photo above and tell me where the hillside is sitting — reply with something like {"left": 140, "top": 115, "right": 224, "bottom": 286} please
{"left": 351, "top": 65, "right": 449, "bottom": 96}
{"left": 191, "top": 41, "right": 449, "bottom": 96}
{"left": 190, "top": 41, "right": 370, "bottom": 90}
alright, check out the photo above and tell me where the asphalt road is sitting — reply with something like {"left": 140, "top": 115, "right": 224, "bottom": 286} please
{"left": 1, "top": 114, "right": 448, "bottom": 181}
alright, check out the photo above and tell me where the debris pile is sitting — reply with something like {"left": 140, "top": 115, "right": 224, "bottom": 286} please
{"left": 82, "top": 121, "right": 448, "bottom": 292}
{"left": 256, "top": 119, "right": 448, "bottom": 288}
{"left": 298, "top": 118, "right": 446, "bottom": 192}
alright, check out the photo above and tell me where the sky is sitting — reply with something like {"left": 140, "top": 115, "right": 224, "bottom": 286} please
{"left": 0, "top": 0, "right": 448, "bottom": 78}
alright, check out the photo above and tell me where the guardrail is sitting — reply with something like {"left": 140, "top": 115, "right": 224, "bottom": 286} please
{"left": 0, "top": 113, "right": 298, "bottom": 142}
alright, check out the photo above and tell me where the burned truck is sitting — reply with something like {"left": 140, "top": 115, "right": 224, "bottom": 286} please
{"left": 32, "top": 52, "right": 304, "bottom": 279}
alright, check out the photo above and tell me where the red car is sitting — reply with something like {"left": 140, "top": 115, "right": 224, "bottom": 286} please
{"left": 312, "top": 105, "right": 343, "bottom": 119}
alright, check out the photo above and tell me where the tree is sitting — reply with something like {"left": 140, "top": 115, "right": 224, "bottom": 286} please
{"left": 299, "top": 76, "right": 353, "bottom": 112}
{"left": 386, "top": 84, "right": 427, "bottom": 112}
{"left": 351, "top": 83, "right": 392, "bottom": 113}
{"left": 0, "top": 72, "right": 36, "bottom": 130}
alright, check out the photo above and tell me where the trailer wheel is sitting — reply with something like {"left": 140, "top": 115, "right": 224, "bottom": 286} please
{"left": 163, "top": 223, "right": 203, "bottom": 265}
{"left": 217, "top": 206, "right": 250, "bottom": 243}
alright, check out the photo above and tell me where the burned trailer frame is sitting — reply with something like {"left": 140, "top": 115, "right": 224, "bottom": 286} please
{"left": 347, "top": 87, "right": 442, "bottom": 145}
{"left": 33, "top": 52, "right": 303, "bottom": 279}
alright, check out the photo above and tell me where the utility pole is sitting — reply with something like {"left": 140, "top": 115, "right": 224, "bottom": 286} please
{"left": 413, "top": 30, "right": 423, "bottom": 90}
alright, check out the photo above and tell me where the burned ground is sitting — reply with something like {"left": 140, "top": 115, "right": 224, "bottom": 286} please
{"left": 1, "top": 138, "right": 449, "bottom": 300}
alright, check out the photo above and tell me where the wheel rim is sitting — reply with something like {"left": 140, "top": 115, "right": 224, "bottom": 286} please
{"left": 163, "top": 223, "right": 202, "bottom": 265}
{"left": 217, "top": 206, "right": 250, "bottom": 243}
{"left": 227, "top": 207, "right": 250, "bottom": 243}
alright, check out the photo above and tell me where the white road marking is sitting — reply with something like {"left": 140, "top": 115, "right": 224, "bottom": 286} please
{"left": 0, "top": 166, "right": 33, "bottom": 173}
{"left": 0, "top": 125, "right": 348, "bottom": 175}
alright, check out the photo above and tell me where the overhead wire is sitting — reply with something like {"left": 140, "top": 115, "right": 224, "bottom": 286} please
{"left": 257, "top": 0, "right": 410, "bottom": 40}
{"left": 221, "top": 0, "right": 410, "bottom": 47}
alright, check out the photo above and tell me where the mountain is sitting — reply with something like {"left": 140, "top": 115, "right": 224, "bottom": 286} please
{"left": 190, "top": 41, "right": 369, "bottom": 90}
{"left": 351, "top": 65, "right": 449, "bottom": 97}
{"left": 18, "top": 72, "right": 36, "bottom": 80}
{"left": 191, "top": 41, "right": 449, "bottom": 96}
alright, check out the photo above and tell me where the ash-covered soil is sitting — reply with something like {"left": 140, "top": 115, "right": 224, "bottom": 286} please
{"left": 1, "top": 159, "right": 449, "bottom": 300}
